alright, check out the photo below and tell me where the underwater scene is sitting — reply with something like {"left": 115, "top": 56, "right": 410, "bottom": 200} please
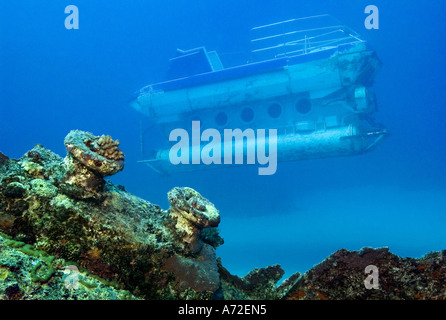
{"left": 1, "top": 0, "right": 446, "bottom": 304}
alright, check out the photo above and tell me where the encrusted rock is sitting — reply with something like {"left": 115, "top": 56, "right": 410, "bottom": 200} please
{"left": 218, "top": 259, "right": 290, "bottom": 300}
{"left": 0, "top": 152, "right": 9, "bottom": 167}
{"left": 284, "top": 247, "right": 446, "bottom": 300}
{"left": 0, "top": 133, "right": 224, "bottom": 300}
{"left": 199, "top": 227, "right": 224, "bottom": 248}
{"left": 30, "top": 179, "right": 58, "bottom": 198}
{"left": 21, "top": 161, "right": 44, "bottom": 178}
{"left": 2, "top": 132, "right": 446, "bottom": 301}
{"left": 64, "top": 130, "right": 124, "bottom": 177}
{"left": 0, "top": 233, "right": 138, "bottom": 300}
{"left": 62, "top": 130, "right": 125, "bottom": 200}
{"left": 168, "top": 187, "right": 220, "bottom": 245}
{"left": 2, "top": 182, "right": 27, "bottom": 199}
{"left": 163, "top": 243, "right": 221, "bottom": 297}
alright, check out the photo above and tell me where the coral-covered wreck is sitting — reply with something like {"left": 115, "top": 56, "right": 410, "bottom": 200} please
{"left": 0, "top": 131, "right": 445, "bottom": 300}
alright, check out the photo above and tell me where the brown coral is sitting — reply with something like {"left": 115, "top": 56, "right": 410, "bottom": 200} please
{"left": 64, "top": 130, "right": 124, "bottom": 177}
{"left": 96, "top": 135, "right": 124, "bottom": 161}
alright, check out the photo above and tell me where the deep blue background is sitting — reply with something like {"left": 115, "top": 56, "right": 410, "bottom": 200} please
{"left": 1, "top": 0, "right": 446, "bottom": 279}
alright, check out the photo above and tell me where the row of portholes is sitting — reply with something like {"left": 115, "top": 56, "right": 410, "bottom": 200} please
{"left": 211, "top": 98, "right": 312, "bottom": 126}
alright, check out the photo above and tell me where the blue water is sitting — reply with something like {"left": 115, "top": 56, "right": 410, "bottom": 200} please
{"left": 1, "top": 0, "right": 446, "bottom": 280}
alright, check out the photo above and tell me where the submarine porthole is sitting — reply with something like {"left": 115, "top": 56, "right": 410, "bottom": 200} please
{"left": 267, "top": 103, "right": 282, "bottom": 118}
{"left": 240, "top": 107, "right": 254, "bottom": 123}
{"left": 296, "top": 98, "right": 312, "bottom": 114}
{"left": 215, "top": 112, "right": 228, "bottom": 126}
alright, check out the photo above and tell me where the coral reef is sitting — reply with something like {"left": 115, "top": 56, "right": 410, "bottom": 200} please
{"left": 218, "top": 248, "right": 446, "bottom": 300}
{"left": 0, "top": 232, "right": 137, "bottom": 300}
{"left": 218, "top": 259, "right": 296, "bottom": 300}
{"left": 0, "top": 131, "right": 445, "bottom": 300}
{"left": 0, "top": 131, "right": 223, "bottom": 299}
{"left": 283, "top": 247, "right": 446, "bottom": 300}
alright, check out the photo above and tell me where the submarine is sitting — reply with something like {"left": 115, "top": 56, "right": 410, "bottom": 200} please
{"left": 130, "top": 14, "right": 387, "bottom": 174}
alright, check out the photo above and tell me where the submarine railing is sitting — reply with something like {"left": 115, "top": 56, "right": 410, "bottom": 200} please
{"left": 250, "top": 14, "right": 365, "bottom": 60}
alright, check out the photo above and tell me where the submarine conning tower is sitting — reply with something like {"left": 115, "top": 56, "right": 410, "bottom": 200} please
{"left": 131, "top": 14, "right": 387, "bottom": 174}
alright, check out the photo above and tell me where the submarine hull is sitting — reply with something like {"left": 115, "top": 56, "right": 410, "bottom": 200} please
{"left": 140, "top": 125, "right": 386, "bottom": 175}
{"left": 131, "top": 43, "right": 379, "bottom": 124}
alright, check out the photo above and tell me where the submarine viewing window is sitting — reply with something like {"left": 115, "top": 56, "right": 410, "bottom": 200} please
{"left": 267, "top": 103, "right": 282, "bottom": 118}
{"left": 215, "top": 112, "right": 228, "bottom": 126}
{"left": 241, "top": 107, "right": 254, "bottom": 123}
{"left": 296, "top": 98, "right": 312, "bottom": 114}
